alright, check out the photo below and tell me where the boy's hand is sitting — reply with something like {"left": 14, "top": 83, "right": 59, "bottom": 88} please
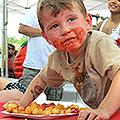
{"left": 3, "top": 100, "right": 24, "bottom": 110}
{"left": 77, "top": 109, "right": 110, "bottom": 120}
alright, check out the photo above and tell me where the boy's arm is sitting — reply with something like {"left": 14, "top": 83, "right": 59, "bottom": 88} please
{"left": 20, "top": 73, "right": 47, "bottom": 107}
{"left": 3, "top": 73, "right": 47, "bottom": 108}
{"left": 78, "top": 69, "right": 120, "bottom": 120}
{"left": 96, "top": 69, "right": 120, "bottom": 118}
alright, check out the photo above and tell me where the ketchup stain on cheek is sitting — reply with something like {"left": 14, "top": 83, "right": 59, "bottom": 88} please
{"left": 51, "top": 37, "right": 65, "bottom": 51}
{"left": 74, "top": 25, "right": 86, "bottom": 43}
{"left": 51, "top": 25, "right": 86, "bottom": 53}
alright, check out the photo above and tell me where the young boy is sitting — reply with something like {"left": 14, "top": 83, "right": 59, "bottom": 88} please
{"left": 4, "top": 0, "right": 120, "bottom": 119}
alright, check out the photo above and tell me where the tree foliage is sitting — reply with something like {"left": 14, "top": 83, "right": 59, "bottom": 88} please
{"left": 8, "top": 36, "right": 28, "bottom": 44}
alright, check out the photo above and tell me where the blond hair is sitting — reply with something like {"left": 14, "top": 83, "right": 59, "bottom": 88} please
{"left": 37, "top": 0, "right": 87, "bottom": 32}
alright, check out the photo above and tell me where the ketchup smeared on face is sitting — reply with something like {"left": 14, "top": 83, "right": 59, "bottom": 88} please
{"left": 50, "top": 25, "right": 86, "bottom": 53}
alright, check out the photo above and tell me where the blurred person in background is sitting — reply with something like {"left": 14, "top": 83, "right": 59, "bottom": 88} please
{"left": 18, "top": 4, "right": 63, "bottom": 101}
{"left": 96, "top": 0, "right": 120, "bottom": 47}
{"left": 13, "top": 41, "right": 27, "bottom": 79}
{"left": 0, "top": 1, "right": 64, "bottom": 102}
{"left": 4, "top": 43, "right": 17, "bottom": 78}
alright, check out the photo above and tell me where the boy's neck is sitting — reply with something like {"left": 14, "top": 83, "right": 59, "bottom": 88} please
{"left": 68, "top": 49, "right": 82, "bottom": 63}
{"left": 68, "top": 33, "right": 90, "bottom": 63}
{"left": 68, "top": 41, "right": 87, "bottom": 63}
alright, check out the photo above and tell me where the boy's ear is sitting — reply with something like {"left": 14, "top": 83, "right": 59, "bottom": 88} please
{"left": 85, "top": 13, "right": 92, "bottom": 30}
{"left": 41, "top": 31, "right": 52, "bottom": 44}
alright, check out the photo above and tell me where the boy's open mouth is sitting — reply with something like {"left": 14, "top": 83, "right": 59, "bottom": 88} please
{"left": 64, "top": 37, "right": 76, "bottom": 43}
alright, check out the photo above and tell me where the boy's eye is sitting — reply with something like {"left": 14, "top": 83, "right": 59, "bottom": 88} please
{"left": 68, "top": 17, "right": 76, "bottom": 22}
{"left": 50, "top": 24, "right": 59, "bottom": 29}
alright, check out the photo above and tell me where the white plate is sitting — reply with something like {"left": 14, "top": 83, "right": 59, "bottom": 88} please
{"left": 1, "top": 111, "right": 78, "bottom": 119}
{"left": 1, "top": 101, "right": 85, "bottom": 119}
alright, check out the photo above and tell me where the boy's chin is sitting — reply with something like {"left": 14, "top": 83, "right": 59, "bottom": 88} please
{"left": 56, "top": 45, "right": 81, "bottom": 53}
{"left": 63, "top": 48, "right": 79, "bottom": 53}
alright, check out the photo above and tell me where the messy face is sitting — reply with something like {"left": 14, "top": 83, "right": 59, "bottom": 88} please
{"left": 41, "top": 2, "right": 91, "bottom": 53}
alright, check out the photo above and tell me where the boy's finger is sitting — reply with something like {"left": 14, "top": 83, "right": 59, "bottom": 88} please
{"left": 78, "top": 110, "right": 91, "bottom": 120}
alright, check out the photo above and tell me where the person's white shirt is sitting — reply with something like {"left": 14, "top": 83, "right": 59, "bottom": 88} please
{"left": 20, "top": 6, "right": 55, "bottom": 70}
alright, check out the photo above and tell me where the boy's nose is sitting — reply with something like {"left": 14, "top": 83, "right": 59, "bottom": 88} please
{"left": 62, "top": 29, "right": 71, "bottom": 36}
{"left": 61, "top": 25, "right": 71, "bottom": 36}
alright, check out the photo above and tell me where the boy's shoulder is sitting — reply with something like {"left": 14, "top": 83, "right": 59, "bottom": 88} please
{"left": 86, "top": 30, "right": 115, "bottom": 55}
{"left": 88, "top": 30, "right": 112, "bottom": 44}
{"left": 49, "top": 49, "right": 61, "bottom": 55}
{"left": 48, "top": 49, "right": 65, "bottom": 60}
{"left": 89, "top": 30, "right": 109, "bottom": 40}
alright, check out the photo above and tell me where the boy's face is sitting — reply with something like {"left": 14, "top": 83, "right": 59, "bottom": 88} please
{"left": 41, "top": 2, "right": 92, "bottom": 53}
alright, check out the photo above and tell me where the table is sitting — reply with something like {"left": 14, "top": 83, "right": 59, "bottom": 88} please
{"left": 0, "top": 102, "right": 120, "bottom": 120}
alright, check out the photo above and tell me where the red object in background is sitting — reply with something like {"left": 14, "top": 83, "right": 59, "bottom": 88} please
{"left": 13, "top": 46, "right": 27, "bottom": 79}
{"left": 116, "top": 38, "right": 120, "bottom": 46}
